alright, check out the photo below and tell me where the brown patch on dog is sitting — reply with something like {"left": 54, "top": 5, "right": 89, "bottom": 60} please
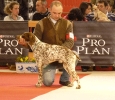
{"left": 17, "top": 32, "right": 36, "bottom": 45}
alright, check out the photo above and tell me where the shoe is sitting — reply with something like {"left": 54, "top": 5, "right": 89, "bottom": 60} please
{"left": 88, "top": 66, "right": 93, "bottom": 71}
{"left": 58, "top": 69, "right": 63, "bottom": 72}
{"left": 59, "top": 81, "right": 71, "bottom": 86}
{"left": 82, "top": 68, "right": 87, "bottom": 72}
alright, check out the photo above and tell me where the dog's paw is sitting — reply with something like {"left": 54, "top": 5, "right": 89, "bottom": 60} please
{"left": 76, "top": 85, "right": 81, "bottom": 89}
{"left": 35, "top": 82, "right": 42, "bottom": 87}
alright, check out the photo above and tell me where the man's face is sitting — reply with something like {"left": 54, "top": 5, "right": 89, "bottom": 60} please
{"left": 49, "top": 5, "right": 63, "bottom": 21}
{"left": 97, "top": 2, "right": 108, "bottom": 13}
{"left": 36, "top": 1, "right": 43, "bottom": 13}
{"left": 108, "top": 4, "right": 112, "bottom": 13}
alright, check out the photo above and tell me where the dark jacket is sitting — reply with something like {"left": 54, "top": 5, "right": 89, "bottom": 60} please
{"left": 0, "top": 0, "right": 6, "bottom": 20}
{"left": 17, "top": 0, "right": 29, "bottom": 20}
{"left": 31, "top": 10, "right": 49, "bottom": 20}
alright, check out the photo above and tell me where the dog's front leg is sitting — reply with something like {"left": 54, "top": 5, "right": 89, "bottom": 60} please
{"left": 35, "top": 62, "right": 43, "bottom": 87}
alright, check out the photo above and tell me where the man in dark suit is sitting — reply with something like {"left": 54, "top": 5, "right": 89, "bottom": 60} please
{"left": 0, "top": 0, "right": 7, "bottom": 20}
{"left": 30, "top": 0, "right": 49, "bottom": 32}
{"left": 17, "top": 0, "right": 29, "bottom": 20}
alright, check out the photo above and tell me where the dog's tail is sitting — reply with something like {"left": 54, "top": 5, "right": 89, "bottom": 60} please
{"left": 72, "top": 50, "right": 81, "bottom": 61}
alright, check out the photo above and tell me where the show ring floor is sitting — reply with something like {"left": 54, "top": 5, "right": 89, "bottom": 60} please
{"left": 0, "top": 68, "right": 115, "bottom": 100}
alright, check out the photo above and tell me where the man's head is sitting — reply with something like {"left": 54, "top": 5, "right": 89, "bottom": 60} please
{"left": 97, "top": 0, "right": 108, "bottom": 14}
{"left": 108, "top": 2, "right": 113, "bottom": 13}
{"left": 49, "top": 1, "right": 63, "bottom": 21}
{"left": 36, "top": 0, "right": 47, "bottom": 13}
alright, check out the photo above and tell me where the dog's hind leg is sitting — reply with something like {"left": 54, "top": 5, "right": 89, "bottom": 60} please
{"left": 71, "top": 71, "right": 81, "bottom": 89}
{"left": 63, "top": 63, "right": 81, "bottom": 89}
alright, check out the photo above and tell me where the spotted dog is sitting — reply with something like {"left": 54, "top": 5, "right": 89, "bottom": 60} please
{"left": 17, "top": 32, "right": 81, "bottom": 89}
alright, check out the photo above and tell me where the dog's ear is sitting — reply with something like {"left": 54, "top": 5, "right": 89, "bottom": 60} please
{"left": 29, "top": 33, "right": 36, "bottom": 45}
{"left": 22, "top": 32, "right": 35, "bottom": 45}
{"left": 22, "top": 32, "right": 30, "bottom": 41}
{"left": 17, "top": 35, "right": 21, "bottom": 40}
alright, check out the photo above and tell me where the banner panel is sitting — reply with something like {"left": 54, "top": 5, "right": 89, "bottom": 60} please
{"left": 73, "top": 22, "right": 115, "bottom": 66}
{"left": 0, "top": 21, "right": 29, "bottom": 66}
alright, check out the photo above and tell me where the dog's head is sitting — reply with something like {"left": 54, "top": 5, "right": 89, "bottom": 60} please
{"left": 93, "top": 5, "right": 98, "bottom": 12}
{"left": 92, "top": 5, "right": 110, "bottom": 21}
{"left": 17, "top": 32, "right": 36, "bottom": 45}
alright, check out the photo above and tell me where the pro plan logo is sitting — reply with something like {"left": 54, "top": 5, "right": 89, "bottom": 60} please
{"left": 0, "top": 35, "right": 15, "bottom": 38}
{"left": 86, "top": 35, "right": 102, "bottom": 38}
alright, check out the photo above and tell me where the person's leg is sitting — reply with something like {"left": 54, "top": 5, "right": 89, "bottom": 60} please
{"left": 42, "top": 64, "right": 57, "bottom": 86}
{"left": 59, "top": 68, "right": 70, "bottom": 86}
{"left": 59, "top": 68, "right": 70, "bottom": 82}
{"left": 56, "top": 62, "right": 70, "bottom": 86}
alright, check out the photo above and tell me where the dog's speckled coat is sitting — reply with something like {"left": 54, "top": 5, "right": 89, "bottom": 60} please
{"left": 19, "top": 32, "right": 81, "bottom": 89}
